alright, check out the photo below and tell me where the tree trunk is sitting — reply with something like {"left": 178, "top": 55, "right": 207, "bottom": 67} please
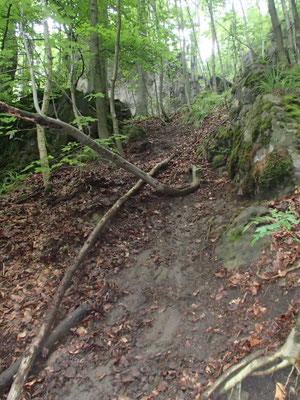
{"left": 110, "top": 0, "right": 124, "bottom": 156}
{"left": 135, "top": 0, "right": 149, "bottom": 116}
{"left": 280, "top": 0, "right": 297, "bottom": 64}
{"left": 36, "top": 0, "right": 53, "bottom": 189}
{"left": 135, "top": 64, "right": 148, "bottom": 116}
{"left": 89, "top": 0, "right": 110, "bottom": 138}
{"left": 231, "top": 0, "right": 239, "bottom": 79}
{"left": 19, "top": 6, "right": 51, "bottom": 188}
{"left": 185, "top": 3, "right": 209, "bottom": 88}
{"left": 175, "top": 0, "right": 192, "bottom": 111}
{"left": 268, "top": 0, "right": 289, "bottom": 64}
{"left": 207, "top": 0, "right": 227, "bottom": 92}
{"left": 238, "top": 0, "right": 256, "bottom": 63}
{"left": 289, "top": 0, "right": 300, "bottom": 66}
{"left": 0, "top": 4, "right": 18, "bottom": 97}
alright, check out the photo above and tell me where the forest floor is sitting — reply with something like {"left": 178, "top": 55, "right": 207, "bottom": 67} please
{"left": 0, "top": 112, "right": 299, "bottom": 400}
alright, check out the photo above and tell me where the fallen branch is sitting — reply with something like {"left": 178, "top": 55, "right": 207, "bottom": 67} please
{"left": 0, "top": 101, "right": 202, "bottom": 196}
{"left": 6, "top": 155, "right": 173, "bottom": 400}
{"left": 202, "top": 310, "right": 300, "bottom": 398}
{"left": 0, "top": 299, "right": 102, "bottom": 391}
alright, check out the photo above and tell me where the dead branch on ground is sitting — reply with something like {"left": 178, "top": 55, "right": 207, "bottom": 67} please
{"left": 5, "top": 156, "right": 172, "bottom": 400}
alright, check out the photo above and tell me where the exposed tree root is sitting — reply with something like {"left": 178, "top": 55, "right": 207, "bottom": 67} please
{"left": 202, "top": 310, "right": 300, "bottom": 398}
{"left": 5, "top": 156, "right": 172, "bottom": 400}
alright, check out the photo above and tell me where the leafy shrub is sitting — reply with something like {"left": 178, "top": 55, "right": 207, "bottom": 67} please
{"left": 243, "top": 206, "right": 300, "bottom": 246}
{"left": 0, "top": 170, "right": 26, "bottom": 195}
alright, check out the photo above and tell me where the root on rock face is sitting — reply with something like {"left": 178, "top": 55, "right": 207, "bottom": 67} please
{"left": 202, "top": 310, "right": 300, "bottom": 399}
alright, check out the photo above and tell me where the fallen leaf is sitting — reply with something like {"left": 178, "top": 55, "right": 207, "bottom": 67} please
{"left": 274, "top": 382, "right": 286, "bottom": 400}
{"left": 76, "top": 326, "right": 87, "bottom": 337}
{"left": 18, "top": 331, "right": 27, "bottom": 339}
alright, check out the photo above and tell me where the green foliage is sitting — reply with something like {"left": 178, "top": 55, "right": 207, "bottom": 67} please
{"left": 255, "top": 65, "right": 300, "bottom": 94}
{"left": 0, "top": 170, "right": 27, "bottom": 196}
{"left": 243, "top": 207, "right": 300, "bottom": 246}
{"left": 258, "top": 150, "right": 294, "bottom": 192}
{"left": 189, "top": 89, "right": 231, "bottom": 124}
{"left": 85, "top": 93, "right": 105, "bottom": 102}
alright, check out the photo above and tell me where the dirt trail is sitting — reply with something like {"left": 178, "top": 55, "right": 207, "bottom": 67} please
{"left": 1, "top": 115, "right": 298, "bottom": 400}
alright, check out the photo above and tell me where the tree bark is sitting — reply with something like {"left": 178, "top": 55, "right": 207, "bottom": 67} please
{"left": 206, "top": 0, "right": 227, "bottom": 92}
{"left": 238, "top": 0, "right": 256, "bottom": 63}
{"left": 135, "top": 0, "right": 148, "bottom": 116}
{"left": 175, "top": 0, "right": 192, "bottom": 111}
{"left": 0, "top": 101, "right": 202, "bottom": 196}
{"left": 19, "top": 7, "right": 51, "bottom": 188}
{"left": 289, "top": 0, "right": 300, "bottom": 66}
{"left": 110, "top": 0, "right": 124, "bottom": 156}
{"left": 89, "top": 0, "right": 110, "bottom": 138}
{"left": 36, "top": 0, "right": 53, "bottom": 188}
{"left": 268, "top": 0, "right": 289, "bottom": 64}
{"left": 0, "top": 4, "right": 18, "bottom": 93}
{"left": 280, "top": 0, "right": 296, "bottom": 64}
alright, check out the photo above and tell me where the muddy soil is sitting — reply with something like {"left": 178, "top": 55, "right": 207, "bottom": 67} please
{"left": 1, "top": 114, "right": 299, "bottom": 400}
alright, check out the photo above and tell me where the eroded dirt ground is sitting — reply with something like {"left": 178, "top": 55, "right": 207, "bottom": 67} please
{"left": 0, "top": 113, "right": 299, "bottom": 399}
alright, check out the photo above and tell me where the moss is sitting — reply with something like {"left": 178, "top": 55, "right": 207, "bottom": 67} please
{"left": 228, "top": 126, "right": 243, "bottom": 178}
{"left": 241, "top": 172, "right": 255, "bottom": 196}
{"left": 196, "top": 145, "right": 205, "bottom": 160}
{"left": 212, "top": 154, "right": 226, "bottom": 167}
{"left": 283, "top": 94, "right": 300, "bottom": 125}
{"left": 258, "top": 150, "right": 294, "bottom": 191}
{"left": 258, "top": 117, "right": 272, "bottom": 146}
{"left": 229, "top": 229, "right": 243, "bottom": 242}
{"left": 123, "top": 125, "right": 147, "bottom": 142}
{"left": 250, "top": 118, "right": 261, "bottom": 143}
{"left": 261, "top": 102, "right": 273, "bottom": 112}
{"left": 243, "top": 72, "right": 265, "bottom": 88}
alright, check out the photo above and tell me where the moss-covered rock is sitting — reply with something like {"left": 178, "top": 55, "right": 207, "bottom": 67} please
{"left": 228, "top": 66, "right": 300, "bottom": 198}
{"left": 198, "top": 124, "right": 231, "bottom": 164}
{"left": 212, "top": 154, "right": 226, "bottom": 168}
{"left": 258, "top": 150, "right": 294, "bottom": 194}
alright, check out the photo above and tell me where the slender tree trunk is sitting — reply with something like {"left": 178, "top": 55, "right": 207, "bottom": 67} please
{"left": 289, "top": 0, "right": 300, "bottom": 66}
{"left": 238, "top": 0, "right": 256, "bottom": 62}
{"left": 185, "top": 3, "right": 209, "bottom": 88}
{"left": 0, "top": 4, "right": 18, "bottom": 97}
{"left": 135, "top": 0, "right": 148, "bottom": 116}
{"left": 19, "top": 7, "right": 51, "bottom": 188}
{"left": 174, "top": 0, "right": 191, "bottom": 111}
{"left": 35, "top": 0, "right": 54, "bottom": 189}
{"left": 231, "top": 0, "right": 239, "bottom": 79}
{"left": 207, "top": 0, "right": 227, "bottom": 91}
{"left": 135, "top": 64, "right": 148, "bottom": 116}
{"left": 110, "top": 0, "right": 124, "bottom": 156}
{"left": 89, "top": 0, "right": 110, "bottom": 138}
{"left": 280, "top": 0, "right": 297, "bottom": 64}
{"left": 268, "top": 0, "right": 289, "bottom": 64}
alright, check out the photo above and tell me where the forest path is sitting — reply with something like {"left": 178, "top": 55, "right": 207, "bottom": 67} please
{"left": 0, "top": 113, "right": 298, "bottom": 399}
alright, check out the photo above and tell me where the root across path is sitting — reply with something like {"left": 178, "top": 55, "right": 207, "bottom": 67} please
{"left": 0, "top": 114, "right": 299, "bottom": 399}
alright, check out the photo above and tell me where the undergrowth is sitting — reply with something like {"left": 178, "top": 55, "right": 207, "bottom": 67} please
{"left": 184, "top": 89, "right": 231, "bottom": 127}
{"left": 243, "top": 206, "right": 300, "bottom": 246}
{"left": 255, "top": 64, "right": 300, "bottom": 94}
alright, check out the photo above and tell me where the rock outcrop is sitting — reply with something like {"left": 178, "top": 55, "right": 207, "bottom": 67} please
{"left": 228, "top": 63, "right": 300, "bottom": 198}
